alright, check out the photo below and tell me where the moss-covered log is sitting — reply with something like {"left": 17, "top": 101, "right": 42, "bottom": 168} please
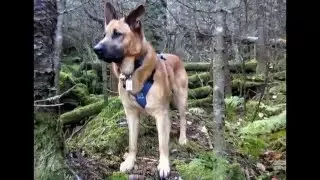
{"left": 59, "top": 100, "right": 106, "bottom": 125}
{"left": 66, "top": 97, "right": 127, "bottom": 157}
{"left": 184, "top": 59, "right": 257, "bottom": 73}
{"left": 184, "top": 62, "right": 211, "bottom": 71}
{"left": 188, "top": 72, "right": 265, "bottom": 89}
{"left": 240, "top": 110, "right": 286, "bottom": 135}
{"left": 188, "top": 86, "right": 212, "bottom": 99}
{"left": 188, "top": 96, "right": 212, "bottom": 107}
{"left": 35, "top": 113, "right": 72, "bottom": 179}
{"left": 230, "top": 79, "right": 265, "bottom": 89}
{"left": 245, "top": 100, "right": 286, "bottom": 119}
{"left": 188, "top": 73, "right": 211, "bottom": 88}
{"left": 273, "top": 71, "right": 286, "bottom": 81}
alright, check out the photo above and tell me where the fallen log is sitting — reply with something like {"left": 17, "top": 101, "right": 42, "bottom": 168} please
{"left": 184, "top": 60, "right": 257, "bottom": 73}
{"left": 188, "top": 73, "right": 211, "bottom": 89}
{"left": 188, "top": 86, "right": 212, "bottom": 99}
{"left": 60, "top": 100, "right": 106, "bottom": 125}
{"left": 240, "top": 110, "right": 286, "bottom": 136}
{"left": 184, "top": 63, "right": 211, "bottom": 71}
{"left": 188, "top": 96, "right": 212, "bottom": 107}
{"left": 273, "top": 71, "right": 286, "bottom": 81}
{"left": 189, "top": 72, "right": 266, "bottom": 89}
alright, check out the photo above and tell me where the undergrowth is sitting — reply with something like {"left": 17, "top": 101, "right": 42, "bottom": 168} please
{"left": 174, "top": 151, "right": 246, "bottom": 180}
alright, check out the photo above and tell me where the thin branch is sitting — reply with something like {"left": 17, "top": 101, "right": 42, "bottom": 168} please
{"left": 34, "top": 103, "right": 64, "bottom": 107}
{"left": 251, "top": 61, "right": 270, "bottom": 121}
{"left": 83, "top": 6, "right": 104, "bottom": 28}
{"left": 34, "top": 85, "right": 77, "bottom": 103}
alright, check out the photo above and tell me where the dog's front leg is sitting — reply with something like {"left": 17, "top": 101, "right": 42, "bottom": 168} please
{"left": 155, "top": 110, "right": 171, "bottom": 178}
{"left": 120, "top": 107, "right": 140, "bottom": 173}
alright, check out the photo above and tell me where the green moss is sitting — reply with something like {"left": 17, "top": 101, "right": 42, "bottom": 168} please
{"left": 67, "top": 97, "right": 127, "bottom": 156}
{"left": 240, "top": 111, "right": 286, "bottom": 136}
{"left": 108, "top": 172, "right": 128, "bottom": 180}
{"left": 70, "top": 83, "right": 90, "bottom": 105}
{"left": 59, "top": 71, "right": 75, "bottom": 91}
{"left": 188, "top": 86, "right": 212, "bottom": 99}
{"left": 84, "top": 94, "right": 104, "bottom": 105}
{"left": 34, "top": 113, "right": 73, "bottom": 180}
{"left": 232, "top": 73, "right": 266, "bottom": 82}
{"left": 62, "top": 56, "right": 82, "bottom": 65}
{"left": 174, "top": 151, "right": 246, "bottom": 180}
{"left": 225, "top": 96, "right": 244, "bottom": 122}
{"left": 59, "top": 100, "right": 106, "bottom": 125}
{"left": 188, "top": 72, "right": 211, "bottom": 89}
{"left": 245, "top": 100, "right": 285, "bottom": 120}
{"left": 75, "top": 70, "right": 101, "bottom": 94}
{"left": 188, "top": 96, "right": 212, "bottom": 108}
{"left": 269, "top": 82, "right": 286, "bottom": 95}
{"left": 237, "top": 135, "right": 267, "bottom": 158}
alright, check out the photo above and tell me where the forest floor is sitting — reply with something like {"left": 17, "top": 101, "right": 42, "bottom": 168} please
{"left": 35, "top": 56, "right": 286, "bottom": 180}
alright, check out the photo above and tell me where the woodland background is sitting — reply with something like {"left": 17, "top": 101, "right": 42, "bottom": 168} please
{"left": 34, "top": 0, "right": 286, "bottom": 179}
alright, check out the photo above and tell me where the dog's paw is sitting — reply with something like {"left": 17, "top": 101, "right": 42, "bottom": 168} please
{"left": 157, "top": 159, "right": 170, "bottom": 179}
{"left": 120, "top": 157, "right": 135, "bottom": 172}
{"left": 179, "top": 137, "right": 188, "bottom": 145}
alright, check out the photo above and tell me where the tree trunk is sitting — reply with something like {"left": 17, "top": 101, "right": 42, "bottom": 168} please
{"left": 222, "top": 12, "right": 232, "bottom": 97}
{"left": 34, "top": 0, "right": 56, "bottom": 101}
{"left": 212, "top": 9, "right": 227, "bottom": 155}
{"left": 53, "top": 0, "right": 64, "bottom": 106}
{"left": 34, "top": 0, "right": 71, "bottom": 178}
{"left": 256, "top": 16, "right": 268, "bottom": 74}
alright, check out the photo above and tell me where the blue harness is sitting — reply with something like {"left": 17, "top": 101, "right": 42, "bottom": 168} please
{"left": 123, "top": 54, "right": 166, "bottom": 108}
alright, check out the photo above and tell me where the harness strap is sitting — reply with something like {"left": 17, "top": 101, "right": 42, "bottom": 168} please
{"left": 132, "top": 54, "right": 166, "bottom": 108}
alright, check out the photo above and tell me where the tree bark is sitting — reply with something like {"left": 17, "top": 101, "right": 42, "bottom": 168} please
{"left": 53, "top": 0, "right": 64, "bottom": 101}
{"left": 34, "top": 0, "right": 71, "bottom": 179}
{"left": 222, "top": 11, "right": 232, "bottom": 97}
{"left": 212, "top": 9, "right": 227, "bottom": 155}
{"left": 34, "top": 0, "right": 57, "bottom": 101}
{"left": 256, "top": 13, "right": 268, "bottom": 74}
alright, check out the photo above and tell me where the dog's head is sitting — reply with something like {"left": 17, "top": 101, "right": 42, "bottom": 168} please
{"left": 93, "top": 2, "right": 145, "bottom": 64}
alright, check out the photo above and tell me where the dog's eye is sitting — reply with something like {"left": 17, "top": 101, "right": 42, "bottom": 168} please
{"left": 112, "top": 29, "right": 122, "bottom": 39}
{"left": 103, "top": 33, "right": 106, "bottom": 38}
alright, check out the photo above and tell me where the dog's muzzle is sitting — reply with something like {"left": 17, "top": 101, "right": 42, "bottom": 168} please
{"left": 93, "top": 43, "right": 124, "bottom": 64}
{"left": 93, "top": 43, "right": 105, "bottom": 59}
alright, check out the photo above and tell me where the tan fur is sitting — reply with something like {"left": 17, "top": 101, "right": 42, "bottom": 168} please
{"left": 101, "top": 3, "right": 188, "bottom": 178}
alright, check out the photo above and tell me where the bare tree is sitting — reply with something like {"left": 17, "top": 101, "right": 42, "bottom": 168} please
{"left": 53, "top": 0, "right": 65, "bottom": 100}
{"left": 212, "top": 8, "right": 227, "bottom": 155}
{"left": 255, "top": 2, "right": 268, "bottom": 74}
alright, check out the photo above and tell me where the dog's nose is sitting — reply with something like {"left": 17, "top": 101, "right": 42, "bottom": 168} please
{"left": 93, "top": 43, "right": 105, "bottom": 56}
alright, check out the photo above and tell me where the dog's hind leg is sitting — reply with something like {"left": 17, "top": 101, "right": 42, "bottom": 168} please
{"left": 120, "top": 107, "right": 140, "bottom": 173}
{"left": 154, "top": 108, "right": 171, "bottom": 178}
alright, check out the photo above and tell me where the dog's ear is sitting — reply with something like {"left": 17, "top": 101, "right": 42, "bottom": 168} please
{"left": 104, "top": 2, "right": 117, "bottom": 25}
{"left": 125, "top": 4, "right": 145, "bottom": 30}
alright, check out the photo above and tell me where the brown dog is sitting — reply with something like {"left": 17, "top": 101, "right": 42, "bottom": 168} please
{"left": 93, "top": 2, "right": 188, "bottom": 178}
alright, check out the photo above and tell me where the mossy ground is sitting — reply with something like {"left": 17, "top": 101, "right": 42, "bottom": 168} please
{"left": 34, "top": 113, "right": 73, "bottom": 180}
{"left": 53, "top": 55, "right": 286, "bottom": 179}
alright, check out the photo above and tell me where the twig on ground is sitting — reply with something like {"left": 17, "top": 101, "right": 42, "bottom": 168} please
{"left": 65, "top": 161, "right": 82, "bottom": 180}
{"left": 66, "top": 116, "right": 95, "bottom": 143}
